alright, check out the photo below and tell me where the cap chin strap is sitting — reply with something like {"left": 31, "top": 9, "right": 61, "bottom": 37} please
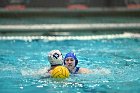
{"left": 75, "top": 60, "right": 78, "bottom": 67}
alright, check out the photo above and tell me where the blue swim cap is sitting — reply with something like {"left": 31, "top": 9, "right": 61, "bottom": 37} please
{"left": 64, "top": 52, "right": 78, "bottom": 67}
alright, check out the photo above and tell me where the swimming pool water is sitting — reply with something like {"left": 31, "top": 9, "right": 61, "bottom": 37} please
{"left": 0, "top": 37, "right": 140, "bottom": 93}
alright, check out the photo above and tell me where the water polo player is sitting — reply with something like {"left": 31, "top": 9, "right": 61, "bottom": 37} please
{"left": 36, "top": 50, "right": 66, "bottom": 78}
{"left": 47, "top": 50, "right": 63, "bottom": 73}
{"left": 64, "top": 52, "right": 92, "bottom": 74}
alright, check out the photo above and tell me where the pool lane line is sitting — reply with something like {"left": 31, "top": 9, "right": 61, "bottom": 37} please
{"left": 0, "top": 32, "right": 139, "bottom": 41}
{"left": 0, "top": 23, "right": 140, "bottom": 30}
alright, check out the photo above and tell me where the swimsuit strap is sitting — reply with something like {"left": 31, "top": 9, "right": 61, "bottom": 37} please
{"left": 73, "top": 67, "right": 80, "bottom": 74}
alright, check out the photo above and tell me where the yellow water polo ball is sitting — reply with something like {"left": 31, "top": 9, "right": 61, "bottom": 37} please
{"left": 51, "top": 66, "right": 70, "bottom": 79}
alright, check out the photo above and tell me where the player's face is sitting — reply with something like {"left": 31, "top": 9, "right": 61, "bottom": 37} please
{"left": 65, "top": 57, "right": 75, "bottom": 69}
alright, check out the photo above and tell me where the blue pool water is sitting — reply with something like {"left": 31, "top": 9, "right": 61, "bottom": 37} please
{"left": 0, "top": 36, "right": 140, "bottom": 93}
